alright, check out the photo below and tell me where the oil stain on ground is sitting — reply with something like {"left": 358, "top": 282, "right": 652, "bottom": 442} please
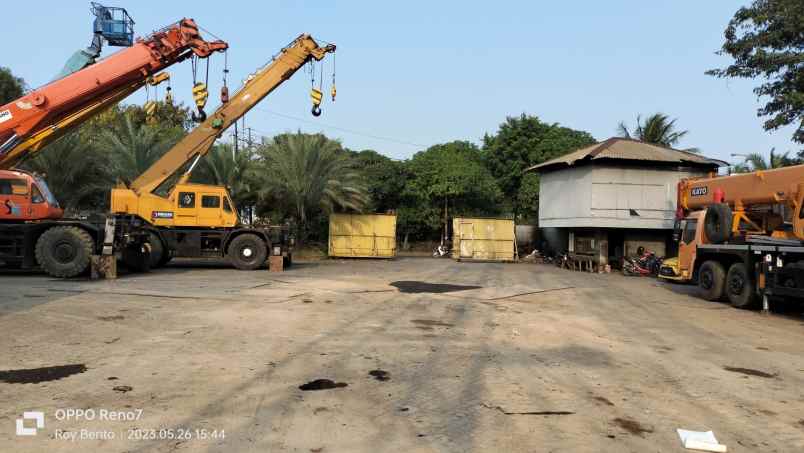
{"left": 369, "top": 370, "right": 390, "bottom": 381}
{"left": 723, "top": 366, "right": 777, "bottom": 378}
{"left": 299, "top": 379, "right": 348, "bottom": 391}
{"left": 97, "top": 315, "right": 125, "bottom": 321}
{"left": 0, "top": 364, "right": 87, "bottom": 384}
{"left": 613, "top": 417, "right": 653, "bottom": 436}
{"left": 391, "top": 281, "right": 481, "bottom": 294}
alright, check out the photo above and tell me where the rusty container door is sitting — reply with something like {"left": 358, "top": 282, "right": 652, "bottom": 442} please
{"left": 452, "top": 217, "right": 516, "bottom": 262}
{"left": 329, "top": 213, "right": 397, "bottom": 258}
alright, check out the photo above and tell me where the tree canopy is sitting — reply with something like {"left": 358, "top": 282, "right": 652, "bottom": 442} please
{"left": 617, "top": 113, "right": 691, "bottom": 148}
{"left": 482, "top": 114, "right": 595, "bottom": 220}
{"left": 707, "top": 0, "right": 804, "bottom": 146}
{"left": 400, "top": 141, "right": 502, "bottom": 238}
{"left": 0, "top": 67, "right": 25, "bottom": 105}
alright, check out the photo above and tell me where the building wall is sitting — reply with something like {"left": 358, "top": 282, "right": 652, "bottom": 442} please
{"left": 539, "top": 164, "right": 709, "bottom": 229}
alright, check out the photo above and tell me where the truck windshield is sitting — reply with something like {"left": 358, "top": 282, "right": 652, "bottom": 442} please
{"left": 33, "top": 176, "right": 60, "bottom": 207}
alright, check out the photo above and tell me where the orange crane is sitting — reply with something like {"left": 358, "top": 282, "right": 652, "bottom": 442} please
{"left": 660, "top": 164, "right": 804, "bottom": 309}
{"left": 0, "top": 5, "right": 226, "bottom": 277}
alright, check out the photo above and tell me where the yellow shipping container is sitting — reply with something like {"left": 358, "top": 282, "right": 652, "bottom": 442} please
{"left": 452, "top": 217, "right": 517, "bottom": 262}
{"left": 329, "top": 213, "right": 397, "bottom": 258}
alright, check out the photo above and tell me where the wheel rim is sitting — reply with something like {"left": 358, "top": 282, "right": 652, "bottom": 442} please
{"left": 729, "top": 273, "right": 745, "bottom": 296}
{"left": 53, "top": 241, "right": 76, "bottom": 264}
{"left": 240, "top": 245, "right": 256, "bottom": 263}
{"left": 700, "top": 269, "right": 713, "bottom": 290}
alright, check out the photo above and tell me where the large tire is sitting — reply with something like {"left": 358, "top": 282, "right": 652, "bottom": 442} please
{"left": 35, "top": 226, "right": 94, "bottom": 278}
{"left": 122, "top": 243, "right": 151, "bottom": 273}
{"left": 698, "top": 260, "right": 726, "bottom": 301}
{"left": 704, "top": 204, "right": 732, "bottom": 244}
{"left": 227, "top": 234, "right": 267, "bottom": 270}
{"left": 725, "top": 262, "right": 758, "bottom": 309}
{"left": 147, "top": 231, "right": 166, "bottom": 268}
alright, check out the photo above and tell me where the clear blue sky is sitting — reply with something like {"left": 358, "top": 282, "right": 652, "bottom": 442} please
{"left": 4, "top": 1, "right": 799, "bottom": 163}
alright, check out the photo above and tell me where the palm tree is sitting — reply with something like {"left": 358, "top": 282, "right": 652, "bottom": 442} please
{"left": 21, "top": 132, "right": 114, "bottom": 214}
{"left": 191, "top": 143, "right": 256, "bottom": 220}
{"left": 618, "top": 113, "right": 691, "bottom": 148}
{"left": 252, "top": 132, "right": 369, "bottom": 236}
{"left": 734, "top": 148, "right": 797, "bottom": 173}
{"left": 97, "top": 116, "right": 184, "bottom": 185}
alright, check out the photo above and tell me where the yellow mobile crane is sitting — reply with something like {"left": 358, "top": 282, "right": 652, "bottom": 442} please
{"left": 111, "top": 34, "right": 336, "bottom": 270}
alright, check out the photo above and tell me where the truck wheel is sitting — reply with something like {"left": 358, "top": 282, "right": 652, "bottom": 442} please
{"left": 122, "top": 244, "right": 151, "bottom": 273}
{"left": 35, "top": 226, "right": 93, "bottom": 278}
{"left": 725, "top": 263, "right": 758, "bottom": 308}
{"left": 704, "top": 204, "right": 732, "bottom": 244}
{"left": 147, "top": 232, "right": 166, "bottom": 268}
{"left": 698, "top": 260, "right": 726, "bottom": 301}
{"left": 227, "top": 234, "right": 267, "bottom": 270}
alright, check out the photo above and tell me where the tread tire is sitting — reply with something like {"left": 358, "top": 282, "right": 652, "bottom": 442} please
{"left": 725, "top": 262, "right": 758, "bottom": 309}
{"left": 35, "top": 226, "right": 93, "bottom": 278}
{"left": 698, "top": 260, "right": 726, "bottom": 301}
{"left": 227, "top": 234, "right": 267, "bottom": 270}
{"left": 704, "top": 204, "right": 732, "bottom": 244}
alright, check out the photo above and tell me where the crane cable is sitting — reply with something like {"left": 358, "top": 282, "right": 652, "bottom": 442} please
{"left": 310, "top": 59, "right": 323, "bottom": 117}
{"left": 330, "top": 52, "right": 336, "bottom": 102}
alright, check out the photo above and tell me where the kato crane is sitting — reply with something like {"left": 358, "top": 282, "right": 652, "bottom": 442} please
{"left": 111, "top": 34, "right": 336, "bottom": 271}
{"left": 660, "top": 164, "right": 804, "bottom": 308}
{"left": 0, "top": 4, "right": 227, "bottom": 277}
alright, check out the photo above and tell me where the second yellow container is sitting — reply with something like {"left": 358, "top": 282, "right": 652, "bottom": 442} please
{"left": 452, "top": 217, "right": 517, "bottom": 262}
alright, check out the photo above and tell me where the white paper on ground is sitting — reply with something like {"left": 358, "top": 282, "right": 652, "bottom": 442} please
{"left": 677, "top": 429, "right": 728, "bottom": 452}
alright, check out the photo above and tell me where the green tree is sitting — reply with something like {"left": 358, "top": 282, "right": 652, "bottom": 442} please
{"left": 482, "top": 114, "right": 595, "bottom": 219}
{"left": 733, "top": 148, "right": 799, "bottom": 172}
{"left": 20, "top": 133, "right": 113, "bottom": 213}
{"left": 191, "top": 143, "right": 256, "bottom": 210}
{"left": 97, "top": 116, "right": 184, "bottom": 185}
{"left": 252, "top": 132, "right": 369, "bottom": 240}
{"left": 401, "top": 141, "right": 502, "bottom": 239}
{"left": 0, "top": 67, "right": 25, "bottom": 105}
{"left": 617, "top": 113, "right": 691, "bottom": 147}
{"left": 348, "top": 149, "right": 407, "bottom": 213}
{"left": 707, "top": 0, "right": 804, "bottom": 146}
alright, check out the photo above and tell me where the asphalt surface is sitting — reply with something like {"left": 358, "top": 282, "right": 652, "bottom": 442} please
{"left": 1, "top": 258, "right": 803, "bottom": 452}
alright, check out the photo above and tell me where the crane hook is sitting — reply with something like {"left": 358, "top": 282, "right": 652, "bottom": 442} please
{"left": 310, "top": 87, "right": 323, "bottom": 117}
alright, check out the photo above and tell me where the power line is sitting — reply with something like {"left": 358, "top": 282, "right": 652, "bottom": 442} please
{"left": 252, "top": 107, "right": 427, "bottom": 148}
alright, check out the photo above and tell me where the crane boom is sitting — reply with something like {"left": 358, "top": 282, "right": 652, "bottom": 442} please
{"left": 678, "top": 164, "right": 804, "bottom": 240}
{"left": 129, "top": 34, "right": 335, "bottom": 195}
{"left": 0, "top": 18, "right": 227, "bottom": 168}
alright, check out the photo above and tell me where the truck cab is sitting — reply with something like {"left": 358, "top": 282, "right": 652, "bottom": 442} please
{"left": 0, "top": 170, "right": 63, "bottom": 221}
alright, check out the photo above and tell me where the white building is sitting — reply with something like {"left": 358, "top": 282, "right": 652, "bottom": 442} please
{"left": 527, "top": 138, "right": 724, "bottom": 264}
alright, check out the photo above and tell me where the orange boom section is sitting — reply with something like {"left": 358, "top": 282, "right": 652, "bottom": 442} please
{"left": 677, "top": 164, "right": 804, "bottom": 240}
{"left": 0, "top": 19, "right": 227, "bottom": 169}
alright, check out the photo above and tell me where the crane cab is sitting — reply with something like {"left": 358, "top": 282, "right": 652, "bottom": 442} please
{"left": 0, "top": 170, "right": 63, "bottom": 221}
{"left": 111, "top": 183, "right": 238, "bottom": 228}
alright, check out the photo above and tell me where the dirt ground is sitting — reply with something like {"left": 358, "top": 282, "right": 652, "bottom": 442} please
{"left": 1, "top": 258, "right": 803, "bottom": 452}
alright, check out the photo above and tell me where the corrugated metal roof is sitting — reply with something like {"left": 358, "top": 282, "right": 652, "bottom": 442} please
{"left": 526, "top": 137, "right": 726, "bottom": 172}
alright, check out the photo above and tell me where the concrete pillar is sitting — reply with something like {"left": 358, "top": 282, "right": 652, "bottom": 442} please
{"left": 595, "top": 229, "right": 608, "bottom": 267}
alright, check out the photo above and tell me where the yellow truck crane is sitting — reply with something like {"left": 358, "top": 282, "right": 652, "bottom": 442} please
{"left": 660, "top": 164, "right": 804, "bottom": 309}
{"left": 111, "top": 34, "right": 335, "bottom": 270}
